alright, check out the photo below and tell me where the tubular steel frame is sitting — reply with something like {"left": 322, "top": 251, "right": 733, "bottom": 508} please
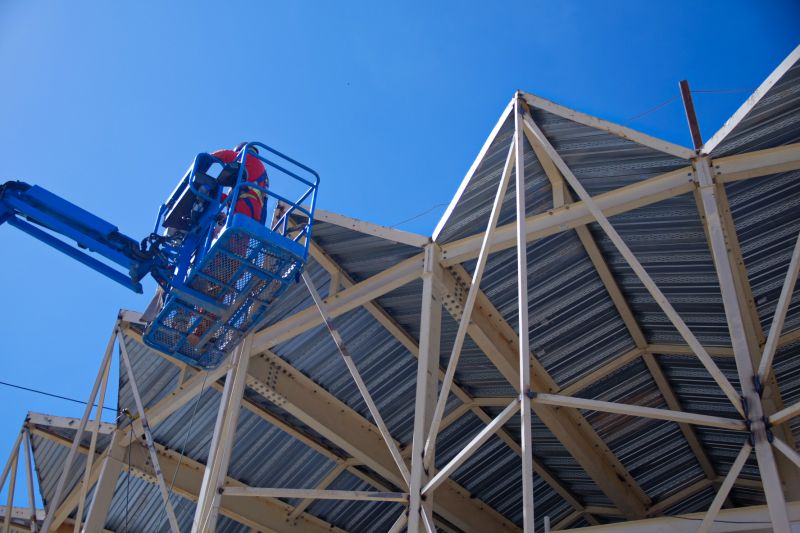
{"left": 8, "top": 47, "right": 800, "bottom": 533}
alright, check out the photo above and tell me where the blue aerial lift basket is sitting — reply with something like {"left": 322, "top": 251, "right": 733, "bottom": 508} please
{"left": 0, "top": 142, "right": 319, "bottom": 369}
{"left": 142, "top": 142, "right": 319, "bottom": 368}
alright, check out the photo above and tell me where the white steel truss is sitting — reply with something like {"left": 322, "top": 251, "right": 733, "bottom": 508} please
{"left": 12, "top": 46, "right": 800, "bottom": 533}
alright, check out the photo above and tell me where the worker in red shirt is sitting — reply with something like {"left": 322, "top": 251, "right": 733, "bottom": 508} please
{"left": 213, "top": 142, "right": 269, "bottom": 223}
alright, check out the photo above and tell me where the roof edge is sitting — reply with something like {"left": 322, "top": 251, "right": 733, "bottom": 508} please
{"left": 521, "top": 91, "right": 696, "bottom": 160}
{"left": 432, "top": 98, "right": 515, "bottom": 242}
{"left": 314, "top": 209, "right": 430, "bottom": 248}
{"left": 703, "top": 44, "right": 800, "bottom": 155}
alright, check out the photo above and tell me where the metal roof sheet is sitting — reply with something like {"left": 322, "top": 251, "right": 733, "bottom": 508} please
{"left": 23, "top": 48, "right": 800, "bottom": 532}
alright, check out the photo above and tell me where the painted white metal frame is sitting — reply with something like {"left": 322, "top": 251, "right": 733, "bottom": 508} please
{"left": 515, "top": 96, "right": 536, "bottom": 532}
{"left": 424, "top": 139, "right": 516, "bottom": 465}
{"left": 409, "top": 243, "right": 442, "bottom": 531}
{"left": 17, "top": 53, "right": 800, "bottom": 532}
{"left": 39, "top": 327, "right": 117, "bottom": 533}
{"left": 521, "top": 112, "right": 743, "bottom": 416}
{"left": 694, "top": 155, "right": 791, "bottom": 532}
{"left": 301, "top": 270, "right": 411, "bottom": 487}
{"left": 119, "top": 330, "right": 182, "bottom": 533}
{"left": 191, "top": 334, "right": 253, "bottom": 533}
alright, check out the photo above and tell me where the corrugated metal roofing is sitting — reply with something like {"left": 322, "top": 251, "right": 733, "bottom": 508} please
{"left": 23, "top": 48, "right": 800, "bottom": 532}
{"left": 708, "top": 48, "right": 800, "bottom": 157}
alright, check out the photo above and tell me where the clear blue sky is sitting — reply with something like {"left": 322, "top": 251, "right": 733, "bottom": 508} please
{"left": 0, "top": 0, "right": 797, "bottom": 509}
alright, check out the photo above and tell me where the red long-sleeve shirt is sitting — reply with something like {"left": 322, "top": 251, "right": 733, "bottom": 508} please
{"left": 212, "top": 149, "right": 268, "bottom": 222}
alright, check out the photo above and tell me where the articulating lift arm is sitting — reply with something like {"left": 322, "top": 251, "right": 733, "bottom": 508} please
{"left": 0, "top": 180, "right": 161, "bottom": 293}
{"left": 0, "top": 143, "right": 320, "bottom": 368}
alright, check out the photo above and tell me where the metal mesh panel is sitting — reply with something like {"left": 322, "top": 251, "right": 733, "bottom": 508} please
{"left": 142, "top": 224, "right": 303, "bottom": 369}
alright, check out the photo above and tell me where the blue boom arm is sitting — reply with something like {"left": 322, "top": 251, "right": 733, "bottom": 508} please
{"left": 0, "top": 142, "right": 319, "bottom": 369}
{"left": 0, "top": 180, "right": 158, "bottom": 293}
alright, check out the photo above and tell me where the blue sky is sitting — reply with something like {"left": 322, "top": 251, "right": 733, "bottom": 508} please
{"left": 0, "top": 0, "right": 797, "bottom": 509}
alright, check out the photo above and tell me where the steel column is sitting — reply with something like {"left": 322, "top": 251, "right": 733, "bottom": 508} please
{"left": 191, "top": 334, "right": 253, "bottom": 533}
{"left": 82, "top": 431, "right": 126, "bottom": 533}
{"left": 695, "top": 156, "right": 791, "bottom": 532}
{"left": 409, "top": 244, "right": 442, "bottom": 531}
{"left": 515, "top": 95, "right": 535, "bottom": 531}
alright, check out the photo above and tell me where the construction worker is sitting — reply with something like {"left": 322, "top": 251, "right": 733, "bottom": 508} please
{"left": 142, "top": 143, "right": 269, "bottom": 327}
{"left": 213, "top": 142, "right": 269, "bottom": 223}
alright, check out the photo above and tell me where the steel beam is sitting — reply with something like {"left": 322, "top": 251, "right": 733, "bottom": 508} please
{"left": 439, "top": 142, "right": 800, "bottom": 266}
{"left": 425, "top": 139, "right": 515, "bottom": 466}
{"left": 409, "top": 244, "right": 442, "bottom": 531}
{"left": 222, "top": 487, "right": 407, "bottom": 502}
{"left": 435, "top": 264, "right": 650, "bottom": 518}
{"left": 306, "top": 239, "right": 593, "bottom": 520}
{"left": 32, "top": 424, "right": 338, "bottom": 533}
{"left": 698, "top": 442, "right": 752, "bottom": 533}
{"left": 532, "top": 393, "right": 744, "bottom": 430}
{"left": 73, "top": 347, "right": 111, "bottom": 533}
{"left": 82, "top": 431, "right": 126, "bottom": 533}
{"left": 522, "top": 113, "right": 743, "bottom": 415}
{"left": 695, "top": 156, "right": 791, "bottom": 531}
{"left": 522, "top": 110, "right": 719, "bottom": 486}
{"left": 21, "top": 431, "right": 35, "bottom": 533}
{"left": 252, "top": 252, "right": 424, "bottom": 352}
{"left": 434, "top": 99, "right": 516, "bottom": 241}
{"left": 758, "top": 232, "right": 800, "bottom": 381}
{"left": 421, "top": 400, "right": 520, "bottom": 496}
{"left": 310, "top": 241, "right": 597, "bottom": 524}
{"left": 301, "top": 271, "right": 410, "bottom": 486}
{"left": 574, "top": 501, "right": 800, "bottom": 533}
{"left": 246, "top": 351, "right": 520, "bottom": 532}
{"left": 514, "top": 97, "right": 535, "bottom": 531}
{"left": 119, "top": 334, "right": 181, "bottom": 533}
{"left": 192, "top": 335, "right": 253, "bottom": 533}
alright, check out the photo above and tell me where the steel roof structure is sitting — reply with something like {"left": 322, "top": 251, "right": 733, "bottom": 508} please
{"left": 3, "top": 45, "right": 800, "bottom": 533}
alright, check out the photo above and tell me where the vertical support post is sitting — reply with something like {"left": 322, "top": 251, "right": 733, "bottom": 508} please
{"left": 73, "top": 349, "right": 112, "bottom": 533}
{"left": 2, "top": 444, "right": 19, "bottom": 533}
{"left": 40, "top": 329, "right": 116, "bottom": 533}
{"left": 695, "top": 156, "right": 791, "bottom": 532}
{"left": 82, "top": 431, "right": 126, "bottom": 533}
{"left": 515, "top": 94, "right": 535, "bottom": 532}
{"left": 409, "top": 244, "right": 442, "bottom": 532}
{"left": 191, "top": 334, "right": 252, "bottom": 533}
{"left": 119, "top": 332, "right": 181, "bottom": 533}
{"left": 22, "top": 430, "right": 37, "bottom": 533}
